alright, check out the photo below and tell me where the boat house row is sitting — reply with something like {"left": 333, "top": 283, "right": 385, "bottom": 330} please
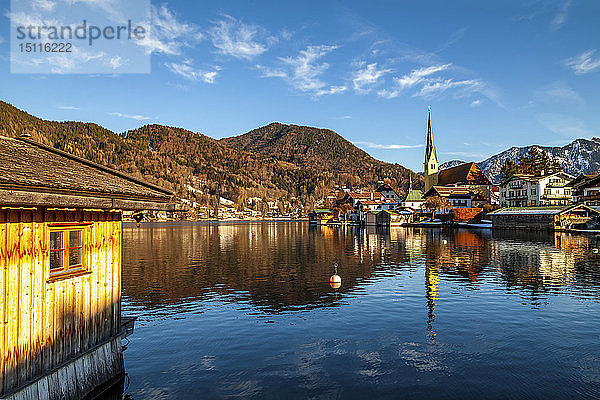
{"left": 0, "top": 135, "right": 179, "bottom": 399}
{"left": 488, "top": 204, "right": 599, "bottom": 231}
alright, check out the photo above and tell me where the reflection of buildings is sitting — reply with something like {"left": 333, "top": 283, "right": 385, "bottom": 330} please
{"left": 122, "top": 222, "right": 398, "bottom": 312}
{"left": 490, "top": 231, "right": 597, "bottom": 289}
{"left": 121, "top": 222, "right": 600, "bottom": 341}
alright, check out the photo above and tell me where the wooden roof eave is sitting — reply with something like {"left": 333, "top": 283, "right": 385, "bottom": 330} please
{"left": 0, "top": 188, "right": 183, "bottom": 211}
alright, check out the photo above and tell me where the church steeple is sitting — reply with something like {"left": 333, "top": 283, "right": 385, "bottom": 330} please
{"left": 425, "top": 106, "right": 437, "bottom": 163}
{"left": 423, "top": 106, "right": 439, "bottom": 193}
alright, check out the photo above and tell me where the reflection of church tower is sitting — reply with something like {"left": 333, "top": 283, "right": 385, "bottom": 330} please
{"left": 425, "top": 260, "right": 439, "bottom": 342}
{"left": 423, "top": 106, "right": 439, "bottom": 193}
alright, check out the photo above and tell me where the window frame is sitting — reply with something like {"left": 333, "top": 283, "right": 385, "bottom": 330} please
{"left": 48, "top": 224, "right": 89, "bottom": 280}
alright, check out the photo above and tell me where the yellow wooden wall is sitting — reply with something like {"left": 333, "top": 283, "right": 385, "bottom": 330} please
{"left": 0, "top": 208, "right": 122, "bottom": 396}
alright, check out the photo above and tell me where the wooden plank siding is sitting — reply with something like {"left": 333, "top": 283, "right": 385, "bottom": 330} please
{"left": 0, "top": 208, "right": 122, "bottom": 396}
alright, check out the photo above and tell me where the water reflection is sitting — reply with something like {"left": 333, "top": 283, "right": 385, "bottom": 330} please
{"left": 122, "top": 223, "right": 600, "bottom": 314}
{"left": 121, "top": 222, "right": 600, "bottom": 400}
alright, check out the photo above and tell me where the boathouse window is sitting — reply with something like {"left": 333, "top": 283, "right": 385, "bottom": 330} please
{"left": 49, "top": 228, "right": 85, "bottom": 276}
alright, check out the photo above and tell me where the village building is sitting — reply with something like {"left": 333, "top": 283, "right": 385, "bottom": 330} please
{"left": 308, "top": 208, "right": 335, "bottom": 224}
{"left": 499, "top": 172, "right": 575, "bottom": 207}
{"left": 566, "top": 172, "right": 600, "bottom": 206}
{"left": 355, "top": 197, "right": 398, "bottom": 222}
{"left": 423, "top": 186, "right": 475, "bottom": 209}
{"left": 364, "top": 211, "right": 379, "bottom": 226}
{"left": 0, "top": 135, "right": 179, "bottom": 399}
{"left": 376, "top": 209, "right": 414, "bottom": 226}
{"left": 336, "top": 190, "right": 398, "bottom": 223}
{"left": 400, "top": 177, "right": 424, "bottom": 210}
{"left": 375, "top": 183, "right": 401, "bottom": 202}
{"left": 488, "top": 204, "right": 599, "bottom": 230}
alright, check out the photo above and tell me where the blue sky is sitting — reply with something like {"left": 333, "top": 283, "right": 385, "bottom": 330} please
{"left": 1, "top": 0, "right": 599, "bottom": 171}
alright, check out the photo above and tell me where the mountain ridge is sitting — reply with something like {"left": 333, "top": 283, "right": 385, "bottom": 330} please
{"left": 0, "top": 100, "right": 418, "bottom": 211}
{"left": 439, "top": 139, "right": 600, "bottom": 183}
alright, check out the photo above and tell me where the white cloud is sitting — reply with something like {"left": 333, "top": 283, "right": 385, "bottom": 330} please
{"left": 209, "top": 15, "right": 268, "bottom": 60}
{"left": 32, "top": 0, "right": 56, "bottom": 12}
{"left": 166, "top": 60, "right": 219, "bottom": 84}
{"left": 280, "top": 29, "right": 293, "bottom": 40}
{"left": 109, "top": 112, "right": 154, "bottom": 121}
{"left": 565, "top": 50, "right": 600, "bottom": 75}
{"left": 395, "top": 64, "right": 451, "bottom": 89}
{"left": 354, "top": 141, "right": 424, "bottom": 150}
{"left": 137, "top": 5, "right": 203, "bottom": 55}
{"left": 352, "top": 62, "right": 391, "bottom": 92}
{"left": 470, "top": 99, "right": 482, "bottom": 107}
{"left": 551, "top": 0, "right": 571, "bottom": 30}
{"left": 415, "top": 78, "right": 481, "bottom": 98}
{"left": 315, "top": 86, "right": 347, "bottom": 96}
{"left": 107, "top": 56, "right": 126, "bottom": 70}
{"left": 376, "top": 89, "right": 400, "bottom": 99}
{"left": 376, "top": 64, "right": 451, "bottom": 99}
{"left": 43, "top": 47, "right": 106, "bottom": 73}
{"left": 258, "top": 45, "right": 340, "bottom": 96}
{"left": 57, "top": 105, "right": 79, "bottom": 110}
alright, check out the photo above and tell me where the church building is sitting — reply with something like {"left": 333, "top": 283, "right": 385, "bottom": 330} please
{"left": 422, "top": 108, "right": 493, "bottom": 206}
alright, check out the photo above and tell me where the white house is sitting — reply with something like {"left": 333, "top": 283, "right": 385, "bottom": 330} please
{"left": 499, "top": 172, "right": 575, "bottom": 207}
{"left": 376, "top": 184, "right": 402, "bottom": 202}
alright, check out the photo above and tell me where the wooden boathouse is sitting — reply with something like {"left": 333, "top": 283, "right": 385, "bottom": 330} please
{"left": 488, "top": 204, "right": 599, "bottom": 231}
{"left": 0, "top": 135, "right": 178, "bottom": 399}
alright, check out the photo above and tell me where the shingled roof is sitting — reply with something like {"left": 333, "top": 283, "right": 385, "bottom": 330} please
{"left": 424, "top": 186, "right": 473, "bottom": 198}
{"left": 438, "top": 162, "right": 491, "bottom": 186}
{"left": 0, "top": 135, "right": 178, "bottom": 210}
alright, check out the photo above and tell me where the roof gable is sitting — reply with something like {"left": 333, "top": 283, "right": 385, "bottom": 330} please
{"left": 404, "top": 189, "right": 424, "bottom": 202}
{"left": 438, "top": 162, "right": 491, "bottom": 186}
{"left": 0, "top": 136, "right": 175, "bottom": 210}
{"left": 424, "top": 186, "right": 473, "bottom": 198}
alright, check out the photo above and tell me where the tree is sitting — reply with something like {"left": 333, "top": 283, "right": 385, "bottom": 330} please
{"left": 422, "top": 196, "right": 452, "bottom": 219}
{"left": 510, "top": 148, "right": 563, "bottom": 176}
{"left": 500, "top": 158, "right": 517, "bottom": 179}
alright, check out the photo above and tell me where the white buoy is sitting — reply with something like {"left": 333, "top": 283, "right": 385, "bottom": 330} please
{"left": 330, "top": 263, "right": 342, "bottom": 289}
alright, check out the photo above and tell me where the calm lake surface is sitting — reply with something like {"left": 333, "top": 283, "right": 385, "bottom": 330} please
{"left": 120, "top": 222, "right": 600, "bottom": 400}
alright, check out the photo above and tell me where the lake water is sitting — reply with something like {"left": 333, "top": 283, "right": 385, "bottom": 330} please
{"left": 120, "top": 222, "right": 600, "bottom": 399}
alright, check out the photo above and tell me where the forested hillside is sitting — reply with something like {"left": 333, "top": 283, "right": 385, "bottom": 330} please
{"left": 0, "top": 101, "right": 419, "bottom": 211}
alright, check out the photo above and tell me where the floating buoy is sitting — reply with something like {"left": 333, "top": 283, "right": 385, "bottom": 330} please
{"left": 330, "top": 263, "right": 342, "bottom": 289}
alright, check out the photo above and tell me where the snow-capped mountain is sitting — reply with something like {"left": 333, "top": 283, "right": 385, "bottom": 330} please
{"left": 439, "top": 160, "right": 468, "bottom": 170}
{"left": 440, "top": 138, "right": 600, "bottom": 184}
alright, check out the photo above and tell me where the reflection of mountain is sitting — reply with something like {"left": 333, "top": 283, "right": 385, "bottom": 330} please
{"left": 122, "top": 222, "right": 404, "bottom": 312}
{"left": 121, "top": 223, "right": 600, "bottom": 315}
